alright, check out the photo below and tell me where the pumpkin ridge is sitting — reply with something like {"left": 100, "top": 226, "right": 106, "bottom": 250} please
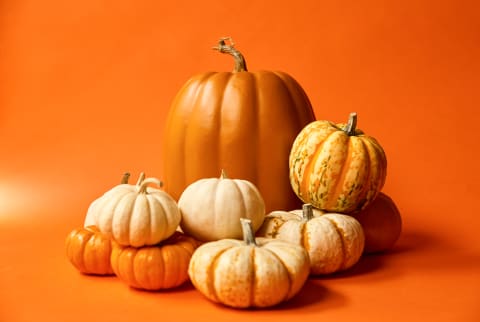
{"left": 77, "top": 230, "right": 89, "bottom": 273}
{"left": 183, "top": 72, "right": 219, "bottom": 183}
{"left": 299, "top": 131, "right": 327, "bottom": 204}
{"left": 249, "top": 246, "right": 256, "bottom": 307}
{"left": 87, "top": 233, "right": 103, "bottom": 273}
{"left": 263, "top": 247, "right": 293, "bottom": 302}
{"left": 149, "top": 194, "right": 167, "bottom": 245}
{"left": 354, "top": 138, "right": 373, "bottom": 212}
{"left": 111, "top": 193, "right": 135, "bottom": 244}
{"left": 325, "top": 133, "right": 352, "bottom": 210}
{"left": 251, "top": 71, "right": 260, "bottom": 186}
{"left": 324, "top": 217, "right": 348, "bottom": 270}
{"left": 270, "top": 71, "right": 302, "bottom": 126}
{"left": 216, "top": 73, "right": 232, "bottom": 172}
{"left": 207, "top": 246, "right": 231, "bottom": 303}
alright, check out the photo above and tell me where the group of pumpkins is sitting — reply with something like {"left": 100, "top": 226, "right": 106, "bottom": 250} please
{"left": 65, "top": 37, "right": 402, "bottom": 309}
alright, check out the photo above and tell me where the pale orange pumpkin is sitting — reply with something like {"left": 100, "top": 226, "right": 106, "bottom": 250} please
{"left": 110, "top": 232, "right": 199, "bottom": 290}
{"left": 188, "top": 218, "right": 310, "bottom": 308}
{"left": 178, "top": 170, "right": 265, "bottom": 242}
{"left": 257, "top": 204, "right": 365, "bottom": 275}
{"left": 162, "top": 37, "right": 315, "bottom": 212}
{"left": 65, "top": 225, "right": 114, "bottom": 275}
{"left": 352, "top": 192, "right": 402, "bottom": 253}
{"left": 289, "top": 113, "right": 387, "bottom": 213}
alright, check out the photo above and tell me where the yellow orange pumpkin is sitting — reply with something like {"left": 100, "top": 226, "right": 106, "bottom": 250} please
{"left": 65, "top": 225, "right": 114, "bottom": 275}
{"left": 162, "top": 37, "right": 315, "bottom": 212}
{"left": 289, "top": 113, "right": 387, "bottom": 213}
{"left": 110, "top": 232, "right": 199, "bottom": 290}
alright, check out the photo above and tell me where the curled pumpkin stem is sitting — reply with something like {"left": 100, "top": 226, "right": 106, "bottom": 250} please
{"left": 136, "top": 172, "right": 146, "bottom": 186}
{"left": 137, "top": 178, "right": 163, "bottom": 194}
{"left": 213, "top": 37, "right": 248, "bottom": 72}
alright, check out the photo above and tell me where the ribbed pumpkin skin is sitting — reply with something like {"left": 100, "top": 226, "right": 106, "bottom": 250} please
{"left": 88, "top": 176, "right": 182, "bottom": 248}
{"left": 352, "top": 192, "right": 402, "bottom": 253}
{"left": 110, "top": 232, "right": 199, "bottom": 291}
{"left": 163, "top": 71, "right": 315, "bottom": 212}
{"left": 65, "top": 226, "right": 114, "bottom": 275}
{"left": 257, "top": 207, "right": 364, "bottom": 275}
{"left": 188, "top": 237, "right": 310, "bottom": 308}
{"left": 289, "top": 119, "right": 387, "bottom": 213}
{"left": 178, "top": 171, "right": 266, "bottom": 242}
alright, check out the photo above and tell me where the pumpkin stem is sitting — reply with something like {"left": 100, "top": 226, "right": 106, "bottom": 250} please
{"left": 240, "top": 218, "right": 257, "bottom": 246}
{"left": 344, "top": 112, "right": 358, "bottom": 136}
{"left": 120, "top": 172, "right": 130, "bottom": 184}
{"left": 302, "top": 204, "right": 314, "bottom": 221}
{"left": 220, "top": 169, "right": 228, "bottom": 179}
{"left": 213, "top": 37, "right": 248, "bottom": 72}
{"left": 137, "top": 177, "right": 163, "bottom": 194}
{"left": 136, "top": 172, "right": 146, "bottom": 186}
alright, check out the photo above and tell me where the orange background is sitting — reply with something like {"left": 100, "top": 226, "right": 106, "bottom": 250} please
{"left": 1, "top": 0, "right": 479, "bottom": 321}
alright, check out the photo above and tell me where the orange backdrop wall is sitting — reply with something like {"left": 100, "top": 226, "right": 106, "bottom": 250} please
{"left": 1, "top": 0, "right": 479, "bottom": 321}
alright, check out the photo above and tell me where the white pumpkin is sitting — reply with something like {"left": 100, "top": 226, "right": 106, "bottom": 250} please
{"left": 257, "top": 203, "right": 365, "bottom": 275}
{"left": 178, "top": 170, "right": 265, "bottom": 242}
{"left": 85, "top": 173, "right": 181, "bottom": 247}
{"left": 188, "top": 218, "right": 310, "bottom": 308}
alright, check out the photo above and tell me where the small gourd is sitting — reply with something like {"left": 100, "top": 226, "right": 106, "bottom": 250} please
{"left": 188, "top": 218, "right": 310, "bottom": 308}
{"left": 257, "top": 204, "right": 365, "bottom": 275}
{"left": 178, "top": 170, "right": 265, "bottom": 242}
{"left": 111, "top": 232, "right": 199, "bottom": 290}
{"left": 289, "top": 112, "right": 387, "bottom": 213}
{"left": 352, "top": 192, "right": 402, "bottom": 253}
{"left": 86, "top": 172, "right": 181, "bottom": 247}
{"left": 65, "top": 225, "right": 114, "bottom": 275}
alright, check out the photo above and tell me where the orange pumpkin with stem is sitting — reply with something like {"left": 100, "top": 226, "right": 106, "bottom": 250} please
{"left": 162, "top": 37, "right": 315, "bottom": 212}
{"left": 110, "top": 232, "right": 199, "bottom": 290}
{"left": 65, "top": 225, "right": 114, "bottom": 275}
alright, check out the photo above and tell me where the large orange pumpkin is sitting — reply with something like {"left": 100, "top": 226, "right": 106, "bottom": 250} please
{"left": 162, "top": 37, "right": 316, "bottom": 212}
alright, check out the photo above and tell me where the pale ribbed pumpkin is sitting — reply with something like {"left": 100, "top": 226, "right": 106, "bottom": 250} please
{"left": 289, "top": 113, "right": 387, "bottom": 213}
{"left": 257, "top": 204, "right": 364, "bottom": 275}
{"left": 111, "top": 232, "right": 199, "bottom": 290}
{"left": 178, "top": 170, "right": 265, "bottom": 242}
{"left": 65, "top": 225, "right": 114, "bottom": 275}
{"left": 162, "top": 37, "right": 315, "bottom": 213}
{"left": 89, "top": 173, "right": 181, "bottom": 247}
{"left": 188, "top": 218, "right": 310, "bottom": 308}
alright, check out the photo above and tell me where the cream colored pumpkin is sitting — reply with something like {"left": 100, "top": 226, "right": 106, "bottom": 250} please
{"left": 178, "top": 170, "right": 265, "bottom": 242}
{"left": 188, "top": 218, "right": 310, "bottom": 308}
{"left": 257, "top": 204, "right": 365, "bottom": 275}
{"left": 88, "top": 173, "right": 181, "bottom": 247}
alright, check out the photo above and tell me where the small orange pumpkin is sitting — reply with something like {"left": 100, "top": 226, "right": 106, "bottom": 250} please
{"left": 289, "top": 112, "right": 387, "bottom": 213}
{"left": 110, "top": 232, "right": 199, "bottom": 290}
{"left": 65, "top": 225, "right": 114, "bottom": 275}
{"left": 162, "top": 37, "right": 315, "bottom": 213}
{"left": 352, "top": 192, "right": 402, "bottom": 253}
